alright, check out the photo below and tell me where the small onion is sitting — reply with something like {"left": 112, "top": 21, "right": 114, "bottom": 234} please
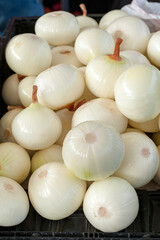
{"left": 12, "top": 85, "right": 62, "bottom": 150}
{"left": 31, "top": 144, "right": 63, "bottom": 172}
{"left": 106, "top": 15, "right": 150, "bottom": 54}
{"left": 62, "top": 120, "right": 125, "bottom": 181}
{"left": 147, "top": 31, "right": 160, "bottom": 68}
{"left": 0, "top": 142, "right": 31, "bottom": 184}
{"left": 0, "top": 108, "right": 23, "bottom": 143}
{"left": 114, "top": 63, "right": 160, "bottom": 122}
{"left": 72, "top": 98, "right": 128, "bottom": 134}
{"left": 18, "top": 76, "right": 35, "bottom": 107}
{"left": 76, "top": 3, "right": 98, "bottom": 30}
{"left": 83, "top": 176, "right": 139, "bottom": 232}
{"left": 35, "top": 11, "right": 80, "bottom": 46}
{"left": 99, "top": 9, "right": 129, "bottom": 30}
{"left": 5, "top": 33, "right": 52, "bottom": 76}
{"left": 2, "top": 74, "right": 22, "bottom": 106}
{"left": 34, "top": 64, "right": 85, "bottom": 110}
{"left": 51, "top": 45, "right": 83, "bottom": 67}
{"left": 85, "top": 38, "right": 131, "bottom": 99}
{"left": 0, "top": 176, "right": 29, "bottom": 227}
{"left": 114, "top": 132, "right": 159, "bottom": 188}
{"left": 74, "top": 27, "right": 115, "bottom": 65}
{"left": 28, "top": 162, "right": 87, "bottom": 220}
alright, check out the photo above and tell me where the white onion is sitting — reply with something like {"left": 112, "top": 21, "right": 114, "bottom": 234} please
{"left": 5, "top": 33, "right": 52, "bottom": 76}
{"left": 28, "top": 162, "right": 87, "bottom": 220}
{"left": 35, "top": 11, "right": 80, "bottom": 46}
{"left": 72, "top": 98, "right": 128, "bottom": 134}
{"left": 128, "top": 114, "right": 160, "bottom": 133}
{"left": 85, "top": 38, "right": 131, "bottom": 99}
{"left": 56, "top": 108, "right": 74, "bottom": 146}
{"left": 0, "top": 176, "right": 29, "bottom": 226}
{"left": 99, "top": 9, "right": 129, "bottom": 30}
{"left": 0, "top": 108, "right": 22, "bottom": 143}
{"left": 12, "top": 85, "right": 62, "bottom": 150}
{"left": 18, "top": 76, "right": 35, "bottom": 107}
{"left": 114, "top": 63, "right": 160, "bottom": 122}
{"left": 62, "top": 120, "right": 125, "bottom": 181}
{"left": 31, "top": 144, "right": 63, "bottom": 172}
{"left": 34, "top": 64, "right": 85, "bottom": 110}
{"left": 147, "top": 31, "right": 160, "bottom": 68}
{"left": 76, "top": 4, "right": 98, "bottom": 30}
{"left": 106, "top": 15, "right": 150, "bottom": 54}
{"left": 83, "top": 176, "right": 139, "bottom": 232}
{"left": 0, "top": 142, "right": 31, "bottom": 184}
{"left": 2, "top": 74, "right": 22, "bottom": 106}
{"left": 74, "top": 27, "right": 115, "bottom": 65}
{"left": 114, "top": 132, "right": 159, "bottom": 188}
{"left": 51, "top": 45, "right": 83, "bottom": 67}
{"left": 120, "top": 50, "right": 150, "bottom": 65}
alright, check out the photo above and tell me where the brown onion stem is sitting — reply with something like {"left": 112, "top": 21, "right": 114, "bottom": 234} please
{"left": 80, "top": 3, "right": 87, "bottom": 16}
{"left": 32, "top": 85, "right": 38, "bottom": 103}
{"left": 108, "top": 38, "right": 123, "bottom": 61}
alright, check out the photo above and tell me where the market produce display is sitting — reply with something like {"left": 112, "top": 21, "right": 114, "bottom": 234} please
{"left": 0, "top": 6, "right": 160, "bottom": 234}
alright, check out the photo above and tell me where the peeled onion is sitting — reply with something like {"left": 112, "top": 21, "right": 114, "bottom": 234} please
{"left": 34, "top": 64, "right": 85, "bottom": 110}
{"left": 0, "top": 142, "right": 31, "bottom": 184}
{"left": 83, "top": 176, "right": 139, "bottom": 232}
{"left": 74, "top": 27, "right": 115, "bottom": 65}
{"left": 28, "top": 162, "right": 86, "bottom": 220}
{"left": 62, "top": 120, "right": 125, "bottom": 181}
{"left": 2, "top": 74, "right": 22, "bottom": 106}
{"left": 0, "top": 176, "right": 29, "bottom": 226}
{"left": 18, "top": 76, "right": 35, "bottom": 107}
{"left": 147, "top": 31, "right": 160, "bottom": 68}
{"left": 72, "top": 98, "right": 128, "bottom": 134}
{"left": 35, "top": 11, "right": 80, "bottom": 46}
{"left": 114, "top": 63, "right": 160, "bottom": 122}
{"left": 114, "top": 132, "right": 159, "bottom": 188}
{"left": 5, "top": 33, "right": 52, "bottom": 76}
{"left": 106, "top": 15, "right": 150, "bottom": 54}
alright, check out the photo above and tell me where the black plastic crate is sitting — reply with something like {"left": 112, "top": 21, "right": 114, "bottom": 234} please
{"left": 1, "top": 17, "right": 160, "bottom": 240}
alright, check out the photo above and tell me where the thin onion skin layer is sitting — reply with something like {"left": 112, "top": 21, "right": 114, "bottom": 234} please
{"left": 62, "top": 121, "right": 125, "bottom": 181}
{"left": 0, "top": 176, "right": 29, "bottom": 227}
{"left": 114, "top": 132, "right": 159, "bottom": 188}
{"left": 83, "top": 177, "right": 139, "bottom": 233}
{"left": 28, "top": 162, "right": 87, "bottom": 220}
{"left": 114, "top": 63, "right": 160, "bottom": 122}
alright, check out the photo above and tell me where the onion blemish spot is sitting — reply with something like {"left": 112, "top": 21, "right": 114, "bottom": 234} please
{"left": 85, "top": 132, "right": 96, "bottom": 144}
{"left": 38, "top": 169, "right": 48, "bottom": 179}
{"left": 141, "top": 147, "right": 150, "bottom": 158}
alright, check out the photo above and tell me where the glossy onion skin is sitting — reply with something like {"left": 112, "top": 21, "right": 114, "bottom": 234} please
{"left": 35, "top": 11, "right": 80, "bottom": 45}
{"left": 62, "top": 121, "right": 125, "bottom": 181}
{"left": 114, "top": 63, "right": 160, "bottom": 122}
{"left": 5, "top": 33, "right": 52, "bottom": 76}
{"left": 83, "top": 177, "right": 139, "bottom": 232}
{"left": 28, "top": 162, "right": 87, "bottom": 220}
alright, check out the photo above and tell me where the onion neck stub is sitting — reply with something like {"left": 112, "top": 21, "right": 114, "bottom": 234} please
{"left": 108, "top": 38, "right": 123, "bottom": 61}
{"left": 32, "top": 85, "right": 38, "bottom": 104}
{"left": 80, "top": 3, "right": 87, "bottom": 16}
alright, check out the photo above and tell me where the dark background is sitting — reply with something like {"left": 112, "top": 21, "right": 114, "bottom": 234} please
{"left": 43, "top": 0, "right": 160, "bottom": 14}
